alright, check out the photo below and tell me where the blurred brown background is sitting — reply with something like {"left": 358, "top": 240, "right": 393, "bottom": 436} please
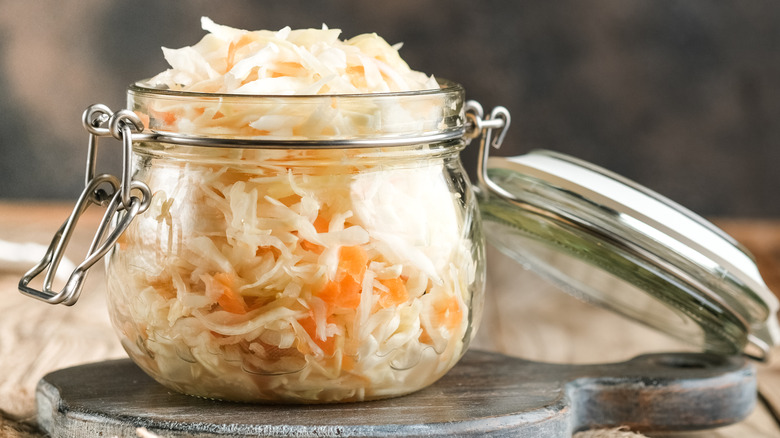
{"left": 1, "top": 0, "right": 778, "bottom": 217}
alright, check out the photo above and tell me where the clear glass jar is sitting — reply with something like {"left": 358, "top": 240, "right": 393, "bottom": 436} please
{"left": 104, "top": 81, "right": 485, "bottom": 402}
{"left": 19, "top": 75, "right": 780, "bottom": 409}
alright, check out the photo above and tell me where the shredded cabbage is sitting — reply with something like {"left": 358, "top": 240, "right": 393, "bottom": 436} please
{"left": 107, "top": 20, "right": 478, "bottom": 403}
{"left": 149, "top": 17, "right": 438, "bottom": 95}
{"left": 137, "top": 18, "right": 445, "bottom": 141}
{"left": 108, "top": 156, "right": 477, "bottom": 402}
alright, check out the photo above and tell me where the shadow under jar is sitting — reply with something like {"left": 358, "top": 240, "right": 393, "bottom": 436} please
{"left": 104, "top": 81, "right": 486, "bottom": 403}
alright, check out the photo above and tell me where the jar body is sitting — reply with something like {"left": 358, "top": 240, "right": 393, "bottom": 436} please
{"left": 105, "top": 141, "right": 485, "bottom": 402}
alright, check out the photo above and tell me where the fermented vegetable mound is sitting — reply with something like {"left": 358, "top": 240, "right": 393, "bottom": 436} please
{"left": 108, "top": 19, "right": 478, "bottom": 403}
{"left": 108, "top": 156, "right": 477, "bottom": 402}
{"left": 136, "top": 18, "right": 447, "bottom": 141}
{"left": 148, "top": 17, "right": 439, "bottom": 95}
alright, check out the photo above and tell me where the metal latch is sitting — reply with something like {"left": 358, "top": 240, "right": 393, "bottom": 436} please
{"left": 18, "top": 105, "right": 151, "bottom": 305}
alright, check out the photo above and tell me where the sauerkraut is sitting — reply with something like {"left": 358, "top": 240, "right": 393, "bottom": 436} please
{"left": 149, "top": 18, "right": 439, "bottom": 95}
{"left": 136, "top": 18, "right": 445, "bottom": 141}
{"left": 106, "top": 19, "right": 481, "bottom": 403}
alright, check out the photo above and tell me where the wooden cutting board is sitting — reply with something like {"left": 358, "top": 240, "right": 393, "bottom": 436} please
{"left": 36, "top": 349, "right": 755, "bottom": 437}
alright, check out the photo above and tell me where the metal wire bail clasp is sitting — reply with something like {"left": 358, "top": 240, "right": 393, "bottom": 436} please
{"left": 465, "top": 101, "right": 516, "bottom": 203}
{"left": 19, "top": 105, "right": 152, "bottom": 306}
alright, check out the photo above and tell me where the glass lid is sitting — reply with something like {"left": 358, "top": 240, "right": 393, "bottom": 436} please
{"left": 477, "top": 149, "right": 779, "bottom": 359}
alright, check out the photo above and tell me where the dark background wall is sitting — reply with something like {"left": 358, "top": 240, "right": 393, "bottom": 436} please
{"left": 1, "top": 0, "right": 778, "bottom": 217}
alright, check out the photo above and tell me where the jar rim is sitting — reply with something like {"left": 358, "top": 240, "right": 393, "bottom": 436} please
{"left": 128, "top": 78, "right": 464, "bottom": 100}
{"left": 127, "top": 78, "right": 467, "bottom": 147}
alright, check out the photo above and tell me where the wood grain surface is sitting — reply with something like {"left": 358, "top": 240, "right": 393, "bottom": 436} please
{"left": 35, "top": 351, "right": 756, "bottom": 437}
{"left": 1, "top": 202, "right": 779, "bottom": 437}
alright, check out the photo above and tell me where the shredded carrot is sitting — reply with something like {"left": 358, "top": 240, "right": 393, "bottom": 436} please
{"left": 338, "top": 246, "right": 368, "bottom": 280}
{"left": 277, "top": 194, "right": 302, "bottom": 206}
{"left": 316, "top": 280, "right": 340, "bottom": 307}
{"left": 315, "top": 246, "right": 368, "bottom": 311}
{"left": 419, "top": 295, "right": 463, "bottom": 344}
{"left": 418, "top": 328, "right": 433, "bottom": 345}
{"left": 134, "top": 111, "right": 151, "bottom": 131}
{"left": 213, "top": 273, "right": 247, "bottom": 314}
{"left": 163, "top": 111, "right": 177, "bottom": 125}
{"left": 313, "top": 215, "right": 330, "bottom": 233}
{"left": 115, "top": 233, "right": 128, "bottom": 251}
{"left": 341, "top": 354, "right": 355, "bottom": 372}
{"left": 436, "top": 295, "right": 463, "bottom": 332}
{"left": 317, "top": 275, "right": 361, "bottom": 309}
{"left": 300, "top": 214, "right": 329, "bottom": 253}
{"left": 226, "top": 33, "right": 256, "bottom": 72}
{"left": 301, "top": 240, "right": 324, "bottom": 254}
{"left": 255, "top": 246, "right": 282, "bottom": 258}
{"left": 298, "top": 316, "right": 336, "bottom": 356}
{"left": 241, "top": 67, "right": 261, "bottom": 86}
{"left": 226, "top": 40, "right": 237, "bottom": 71}
{"left": 337, "top": 274, "right": 362, "bottom": 307}
{"left": 376, "top": 277, "right": 408, "bottom": 308}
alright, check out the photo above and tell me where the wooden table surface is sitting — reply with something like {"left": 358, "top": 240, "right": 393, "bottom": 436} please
{"left": 1, "top": 202, "right": 779, "bottom": 437}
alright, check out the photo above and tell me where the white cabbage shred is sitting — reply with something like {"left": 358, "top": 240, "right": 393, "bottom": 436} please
{"left": 108, "top": 19, "right": 476, "bottom": 402}
{"left": 139, "top": 18, "right": 443, "bottom": 140}
{"left": 150, "top": 17, "right": 439, "bottom": 95}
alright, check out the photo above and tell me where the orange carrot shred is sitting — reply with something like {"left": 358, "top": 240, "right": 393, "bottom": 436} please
{"left": 316, "top": 280, "right": 341, "bottom": 306}
{"left": 162, "top": 111, "right": 177, "bottom": 125}
{"left": 317, "top": 277, "right": 361, "bottom": 310}
{"left": 419, "top": 296, "right": 463, "bottom": 345}
{"left": 419, "top": 327, "right": 434, "bottom": 345}
{"left": 301, "top": 240, "right": 324, "bottom": 254}
{"left": 315, "top": 246, "right": 368, "bottom": 311}
{"left": 226, "top": 41, "right": 237, "bottom": 71}
{"left": 134, "top": 111, "right": 150, "bottom": 131}
{"left": 377, "top": 277, "right": 408, "bottom": 308}
{"left": 336, "top": 275, "right": 362, "bottom": 308}
{"left": 298, "top": 316, "right": 336, "bottom": 356}
{"left": 438, "top": 296, "right": 463, "bottom": 331}
{"left": 338, "top": 246, "right": 368, "bottom": 280}
{"left": 299, "top": 215, "right": 329, "bottom": 254}
{"left": 313, "top": 215, "right": 329, "bottom": 233}
{"left": 341, "top": 354, "right": 355, "bottom": 372}
{"left": 213, "top": 273, "right": 247, "bottom": 314}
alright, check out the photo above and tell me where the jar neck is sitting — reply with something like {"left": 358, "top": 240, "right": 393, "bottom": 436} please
{"left": 128, "top": 80, "right": 466, "bottom": 147}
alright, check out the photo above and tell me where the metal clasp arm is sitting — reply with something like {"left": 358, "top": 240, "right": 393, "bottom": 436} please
{"left": 19, "top": 105, "right": 151, "bottom": 306}
{"left": 19, "top": 175, "right": 119, "bottom": 305}
{"left": 18, "top": 176, "right": 151, "bottom": 306}
{"left": 465, "top": 101, "right": 515, "bottom": 203}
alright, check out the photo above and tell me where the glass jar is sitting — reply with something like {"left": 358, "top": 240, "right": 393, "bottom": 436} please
{"left": 20, "top": 78, "right": 780, "bottom": 406}
{"left": 102, "top": 81, "right": 484, "bottom": 402}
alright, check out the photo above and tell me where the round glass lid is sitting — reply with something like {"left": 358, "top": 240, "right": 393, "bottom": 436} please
{"left": 477, "top": 149, "right": 779, "bottom": 359}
